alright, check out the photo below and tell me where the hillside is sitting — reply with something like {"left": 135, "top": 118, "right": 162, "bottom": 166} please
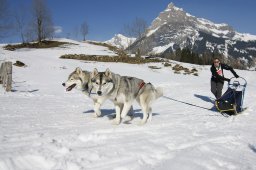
{"left": 0, "top": 40, "right": 256, "bottom": 170}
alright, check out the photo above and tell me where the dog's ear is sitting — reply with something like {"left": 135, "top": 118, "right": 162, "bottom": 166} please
{"left": 105, "top": 68, "right": 112, "bottom": 78}
{"left": 75, "top": 67, "right": 82, "bottom": 74}
{"left": 91, "top": 68, "right": 98, "bottom": 77}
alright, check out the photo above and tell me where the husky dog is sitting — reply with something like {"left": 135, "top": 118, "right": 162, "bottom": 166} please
{"left": 90, "top": 68, "right": 163, "bottom": 125}
{"left": 62, "top": 67, "right": 108, "bottom": 117}
{"left": 62, "top": 67, "right": 134, "bottom": 119}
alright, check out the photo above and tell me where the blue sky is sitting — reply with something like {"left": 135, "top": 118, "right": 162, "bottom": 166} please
{"left": 5, "top": 0, "right": 256, "bottom": 43}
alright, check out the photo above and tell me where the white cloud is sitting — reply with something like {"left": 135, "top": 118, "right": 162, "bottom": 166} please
{"left": 54, "top": 26, "right": 62, "bottom": 34}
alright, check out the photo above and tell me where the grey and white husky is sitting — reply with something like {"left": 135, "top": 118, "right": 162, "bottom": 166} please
{"left": 90, "top": 68, "right": 163, "bottom": 125}
{"left": 62, "top": 67, "right": 134, "bottom": 119}
{"left": 62, "top": 67, "right": 109, "bottom": 117}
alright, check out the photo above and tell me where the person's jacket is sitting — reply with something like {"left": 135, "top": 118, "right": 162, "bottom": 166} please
{"left": 210, "top": 63, "right": 238, "bottom": 83}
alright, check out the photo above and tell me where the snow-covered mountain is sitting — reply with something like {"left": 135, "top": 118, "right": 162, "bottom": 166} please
{"left": 105, "top": 34, "right": 136, "bottom": 49}
{"left": 129, "top": 3, "right": 256, "bottom": 62}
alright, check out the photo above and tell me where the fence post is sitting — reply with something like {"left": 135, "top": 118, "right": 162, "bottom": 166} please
{"left": 0, "top": 62, "right": 12, "bottom": 92}
{"left": 6, "top": 62, "right": 12, "bottom": 91}
{"left": 0, "top": 63, "right": 3, "bottom": 84}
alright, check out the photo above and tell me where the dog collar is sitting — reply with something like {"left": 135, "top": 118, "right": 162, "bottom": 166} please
{"left": 88, "top": 87, "right": 97, "bottom": 97}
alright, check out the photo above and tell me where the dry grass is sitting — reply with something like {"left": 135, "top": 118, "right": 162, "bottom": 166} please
{"left": 87, "top": 41, "right": 127, "bottom": 57}
{"left": 13, "top": 61, "right": 26, "bottom": 67}
{"left": 60, "top": 54, "right": 162, "bottom": 64}
{"left": 163, "top": 62, "right": 172, "bottom": 67}
{"left": 191, "top": 68, "right": 198, "bottom": 73}
{"left": 172, "top": 64, "right": 185, "bottom": 72}
{"left": 172, "top": 64, "right": 199, "bottom": 76}
{"left": 148, "top": 65, "right": 162, "bottom": 69}
{"left": 87, "top": 41, "right": 119, "bottom": 51}
{"left": 4, "top": 40, "right": 75, "bottom": 51}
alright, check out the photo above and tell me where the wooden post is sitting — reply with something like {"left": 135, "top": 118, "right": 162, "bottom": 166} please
{"left": 0, "top": 62, "right": 12, "bottom": 92}
{"left": 0, "top": 63, "right": 3, "bottom": 84}
{"left": 6, "top": 62, "right": 12, "bottom": 91}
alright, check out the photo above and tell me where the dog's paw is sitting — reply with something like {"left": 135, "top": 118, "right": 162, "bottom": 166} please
{"left": 112, "top": 119, "right": 121, "bottom": 125}
{"left": 92, "top": 113, "right": 99, "bottom": 118}
{"left": 92, "top": 111, "right": 101, "bottom": 118}
{"left": 126, "top": 115, "right": 134, "bottom": 121}
{"left": 96, "top": 112, "right": 101, "bottom": 117}
{"left": 137, "top": 120, "right": 147, "bottom": 126}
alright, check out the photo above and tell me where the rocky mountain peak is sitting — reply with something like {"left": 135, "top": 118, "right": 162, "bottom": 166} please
{"left": 166, "top": 2, "right": 183, "bottom": 12}
{"left": 147, "top": 3, "right": 196, "bottom": 37}
{"left": 128, "top": 3, "right": 256, "bottom": 65}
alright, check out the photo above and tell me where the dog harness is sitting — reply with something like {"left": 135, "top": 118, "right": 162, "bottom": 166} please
{"left": 138, "top": 81, "right": 146, "bottom": 90}
{"left": 81, "top": 83, "right": 96, "bottom": 97}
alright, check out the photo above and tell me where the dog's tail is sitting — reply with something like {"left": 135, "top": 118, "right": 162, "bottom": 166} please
{"left": 155, "top": 87, "right": 163, "bottom": 99}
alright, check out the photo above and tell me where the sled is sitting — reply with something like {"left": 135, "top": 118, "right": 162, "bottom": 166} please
{"left": 215, "top": 77, "right": 247, "bottom": 116}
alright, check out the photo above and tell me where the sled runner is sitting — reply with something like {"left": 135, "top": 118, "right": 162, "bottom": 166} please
{"left": 215, "top": 77, "right": 247, "bottom": 115}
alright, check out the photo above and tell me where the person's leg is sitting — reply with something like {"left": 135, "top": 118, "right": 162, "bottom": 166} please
{"left": 211, "top": 80, "right": 217, "bottom": 98}
{"left": 216, "top": 82, "right": 224, "bottom": 99}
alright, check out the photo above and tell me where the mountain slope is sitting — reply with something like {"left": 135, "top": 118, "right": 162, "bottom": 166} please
{"left": 0, "top": 40, "right": 256, "bottom": 170}
{"left": 128, "top": 3, "right": 256, "bottom": 63}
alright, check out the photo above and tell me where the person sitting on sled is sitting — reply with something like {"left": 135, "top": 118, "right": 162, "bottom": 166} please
{"left": 210, "top": 58, "right": 239, "bottom": 99}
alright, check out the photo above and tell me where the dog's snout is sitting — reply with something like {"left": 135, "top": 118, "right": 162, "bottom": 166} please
{"left": 97, "top": 91, "right": 102, "bottom": 95}
{"left": 62, "top": 83, "right": 65, "bottom": 87}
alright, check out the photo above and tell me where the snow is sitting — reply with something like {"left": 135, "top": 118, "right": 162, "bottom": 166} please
{"left": 247, "top": 47, "right": 256, "bottom": 51}
{"left": 197, "top": 18, "right": 228, "bottom": 29}
{"left": 186, "top": 12, "right": 194, "bottom": 17}
{"left": 151, "top": 43, "right": 174, "bottom": 54}
{"left": 1, "top": 40, "right": 256, "bottom": 170}
{"left": 212, "top": 33, "right": 220, "bottom": 38}
{"left": 146, "top": 26, "right": 160, "bottom": 37}
{"left": 197, "top": 22, "right": 230, "bottom": 37}
{"left": 234, "top": 48, "right": 248, "bottom": 54}
{"left": 166, "top": 3, "right": 183, "bottom": 12}
{"left": 233, "top": 32, "right": 256, "bottom": 42}
{"left": 104, "top": 34, "right": 136, "bottom": 49}
{"left": 206, "top": 41, "right": 215, "bottom": 52}
{"left": 224, "top": 40, "right": 231, "bottom": 57}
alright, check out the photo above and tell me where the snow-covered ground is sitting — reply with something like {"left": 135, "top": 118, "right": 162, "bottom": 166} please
{"left": 0, "top": 40, "right": 256, "bottom": 170}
